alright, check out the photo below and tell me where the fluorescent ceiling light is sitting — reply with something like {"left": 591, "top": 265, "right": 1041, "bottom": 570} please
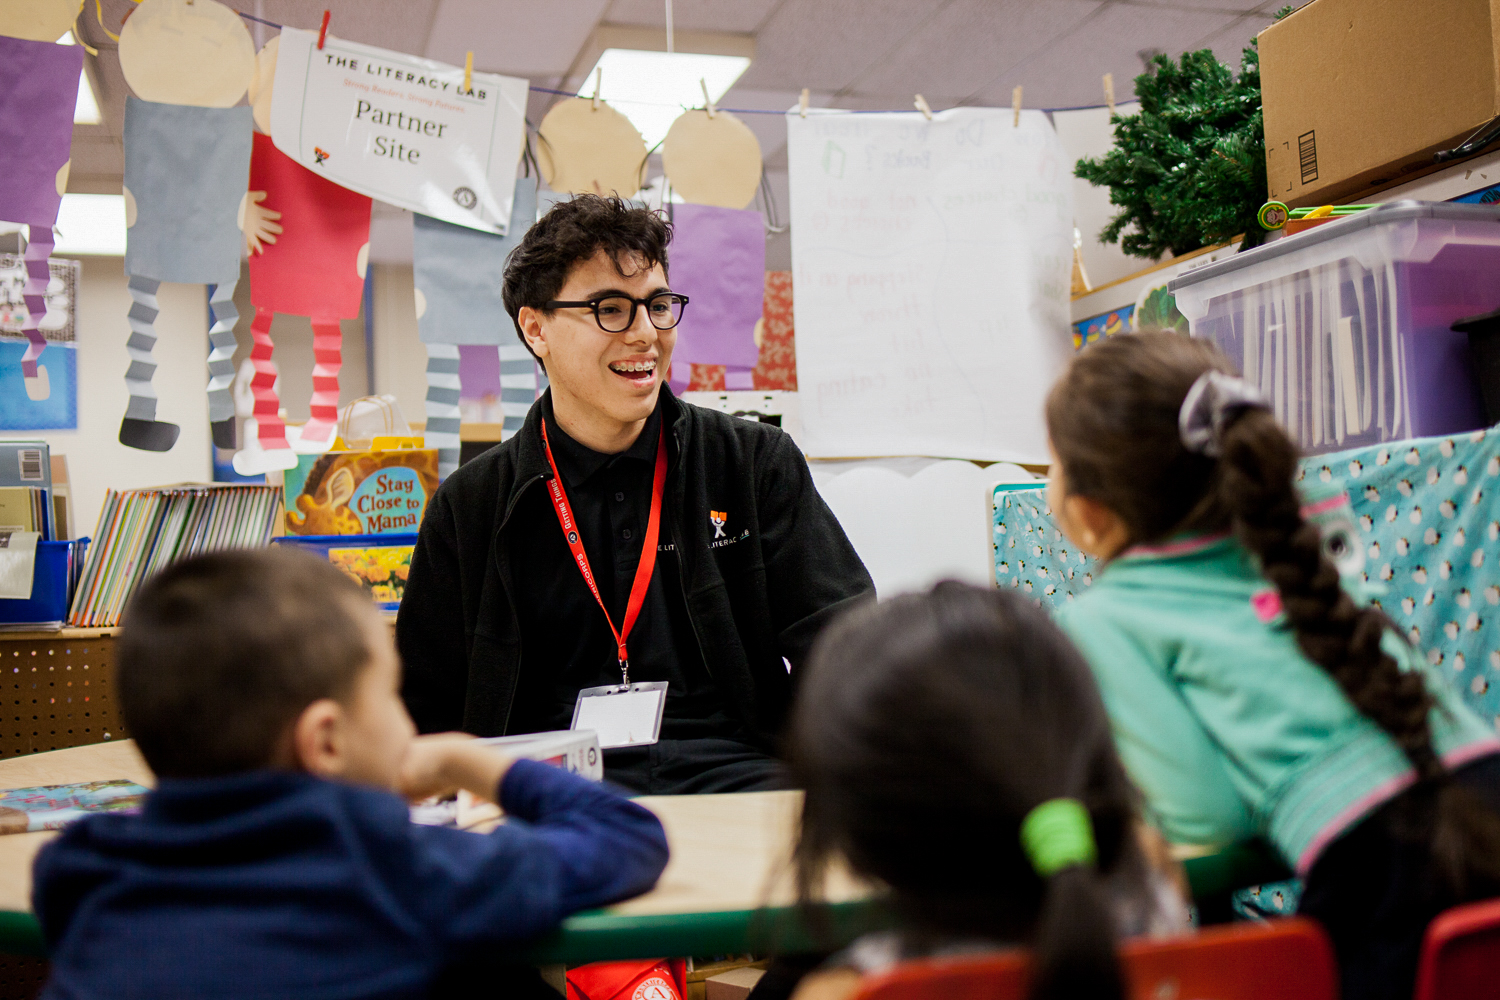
{"left": 577, "top": 48, "right": 750, "bottom": 149}
{"left": 56, "top": 32, "right": 101, "bottom": 124}
{"left": 51, "top": 194, "right": 127, "bottom": 255}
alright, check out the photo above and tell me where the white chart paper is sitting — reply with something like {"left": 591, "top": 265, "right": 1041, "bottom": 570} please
{"left": 786, "top": 107, "right": 1074, "bottom": 463}
{"left": 270, "top": 27, "right": 528, "bottom": 233}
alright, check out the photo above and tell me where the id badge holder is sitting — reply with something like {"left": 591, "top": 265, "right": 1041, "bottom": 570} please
{"left": 571, "top": 681, "right": 668, "bottom": 749}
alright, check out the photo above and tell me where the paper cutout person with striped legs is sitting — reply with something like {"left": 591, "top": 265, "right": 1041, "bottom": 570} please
{"left": 0, "top": 0, "right": 84, "bottom": 403}
{"left": 660, "top": 109, "right": 766, "bottom": 394}
{"left": 115, "top": 0, "right": 255, "bottom": 451}
{"left": 234, "top": 130, "right": 371, "bottom": 476}
{"left": 411, "top": 177, "right": 540, "bottom": 479}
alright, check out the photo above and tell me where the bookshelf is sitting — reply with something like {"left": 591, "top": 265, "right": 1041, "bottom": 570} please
{"left": 0, "top": 631, "right": 126, "bottom": 758}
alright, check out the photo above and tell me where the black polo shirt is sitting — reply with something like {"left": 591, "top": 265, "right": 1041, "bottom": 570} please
{"left": 506, "top": 394, "right": 744, "bottom": 746}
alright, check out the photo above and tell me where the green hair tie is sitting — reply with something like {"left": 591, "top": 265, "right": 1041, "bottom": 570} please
{"left": 1020, "top": 798, "right": 1097, "bottom": 877}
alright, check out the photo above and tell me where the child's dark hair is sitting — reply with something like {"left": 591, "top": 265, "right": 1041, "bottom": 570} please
{"left": 1047, "top": 331, "right": 1500, "bottom": 890}
{"left": 501, "top": 193, "right": 672, "bottom": 363}
{"left": 788, "top": 582, "right": 1146, "bottom": 1000}
{"left": 117, "top": 548, "right": 377, "bottom": 779}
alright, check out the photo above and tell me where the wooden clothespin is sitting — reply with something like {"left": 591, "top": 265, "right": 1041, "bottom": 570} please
{"left": 463, "top": 52, "right": 473, "bottom": 95}
{"left": 799, "top": 88, "right": 809, "bottom": 118}
{"left": 592, "top": 67, "right": 602, "bottom": 110}
{"left": 701, "top": 78, "right": 716, "bottom": 118}
{"left": 1012, "top": 85, "right": 1022, "bottom": 127}
{"left": 914, "top": 94, "right": 932, "bottom": 121}
{"left": 1103, "top": 73, "right": 1115, "bottom": 115}
{"left": 317, "top": 9, "right": 331, "bottom": 49}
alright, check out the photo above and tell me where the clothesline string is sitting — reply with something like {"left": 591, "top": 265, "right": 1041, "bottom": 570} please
{"left": 215, "top": 7, "right": 1120, "bottom": 118}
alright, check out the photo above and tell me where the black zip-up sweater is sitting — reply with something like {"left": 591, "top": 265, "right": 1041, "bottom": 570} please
{"left": 397, "top": 388, "right": 874, "bottom": 748}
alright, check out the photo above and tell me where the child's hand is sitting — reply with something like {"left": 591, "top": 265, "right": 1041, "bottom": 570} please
{"left": 397, "top": 733, "right": 513, "bottom": 804}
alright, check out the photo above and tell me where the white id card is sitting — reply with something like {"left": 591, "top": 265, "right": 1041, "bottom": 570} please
{"left": 571, "top": 682, "right": 668, "bottom": 749}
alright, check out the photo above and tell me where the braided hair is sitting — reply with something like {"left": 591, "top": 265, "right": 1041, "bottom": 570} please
{"left": 1046, "top": 331, "right": 1500, "bottom": 890}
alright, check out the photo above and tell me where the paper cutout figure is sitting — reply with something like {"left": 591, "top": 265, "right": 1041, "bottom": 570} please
{"left": 237, "top": 131, "right": 371, "bottom": 476}
{"left": 0, "top": 35, "right": 83, "bottom": 401}
{"left": 0, "top": 0, "right": 85, "bottom": 42}
{"left": 537, "top": 98, "right": 647, "bottom": 197}
{"left": 115, "top": 0, "right": 256, "bottom": 452}
{"left": 117, "top": 0, "right": 254, "bottom": 109}
{"left": 120, "top": 97, "right": 251, "bottom": 450}
{"left": 412, "top": 177, "right": 538, "bottom": 476}
{"left": 246, "top": 34, "right": 278, "bottom": 135}
{"left": 666, "top": 203, "right": 766, "bottom": 394}
{"left": 661, "top": 110, "right": 763, "bottom": 210}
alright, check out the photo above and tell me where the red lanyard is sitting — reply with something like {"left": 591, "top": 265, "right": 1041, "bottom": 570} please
{"left": 540, "top": 418, "right": 668, "bottom": 686}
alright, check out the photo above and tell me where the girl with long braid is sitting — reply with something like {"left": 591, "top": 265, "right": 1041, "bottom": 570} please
{"left": 1048, "top": 331, "right": 1500, "bottom": 1000}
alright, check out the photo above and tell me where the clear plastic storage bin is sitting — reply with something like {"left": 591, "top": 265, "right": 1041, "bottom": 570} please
{"left": 1169, "top": 202, "right": 1500, "bottom": 454}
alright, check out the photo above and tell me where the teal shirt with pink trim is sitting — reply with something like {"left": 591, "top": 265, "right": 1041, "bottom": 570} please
{"left": 1055, "top": 534, "right": 1500, "bottom": 875}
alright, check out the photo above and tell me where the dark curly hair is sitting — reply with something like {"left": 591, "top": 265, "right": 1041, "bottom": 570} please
{"left": 501, "top": 194, "right": 673, "bottom": 365}
{"left": 1047, "top": 331, "right": 1500, "bottom": 893}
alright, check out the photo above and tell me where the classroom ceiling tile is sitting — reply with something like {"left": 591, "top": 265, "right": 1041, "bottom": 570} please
{"left": 971, "top": 2, "right": 1242, "bottom": 109}
{"left": 601, "top": 0, "right": 783, "bottom": 34}
{"left": 846, "top": 0, "right": 1103, "bottom": 102}
{"left": 247, "top": 1, "right": 442, "bottom": 53}
{"left": 735, "top": 0, "right": 951, "bottom": 94}
{"left": 1199, "top": 12, "right": 1283, "bottom": 67}
{"left": 425, "top": 0, "right": 611, "bottom": 77}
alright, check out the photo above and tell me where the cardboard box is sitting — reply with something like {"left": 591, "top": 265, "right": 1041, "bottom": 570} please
{"left": 1260, "top": 0, "right": 1500, "bottom": 207}
{"left": 705, "top": 968, "right": 764, "bottom": 1000}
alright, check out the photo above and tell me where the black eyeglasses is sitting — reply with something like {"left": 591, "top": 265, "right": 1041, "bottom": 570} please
{"left": 545, "top": 293, "right": 689, "bottom": 333}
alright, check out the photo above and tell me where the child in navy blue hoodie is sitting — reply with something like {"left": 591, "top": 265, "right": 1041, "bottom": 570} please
{"left": 32, "top": 547, "right": 669, "bottom": 999}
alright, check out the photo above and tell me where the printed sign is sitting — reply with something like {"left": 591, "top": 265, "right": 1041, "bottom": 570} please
{"left": 269, "top": 27, "right": 529, "bottom": 233}
{"left": 349, "top": 467, "right": 425, "bottom": 533}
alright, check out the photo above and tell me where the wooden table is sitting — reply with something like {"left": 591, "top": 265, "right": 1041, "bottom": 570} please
{"left": 0, "top": 743, "right": 1287, "bottom": 963}
{"left": 0, "top": 742, "right": 879, "bottom": 964}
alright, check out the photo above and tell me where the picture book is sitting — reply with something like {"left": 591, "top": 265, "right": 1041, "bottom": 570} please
{"left": 0, "top": 779, "right": 148, "bottom": 834}
{"left": 283, "top": 449, "right": 440, "bottom": 536}
{"left": 327, "top": 542, "right": 414, "bottom": 612}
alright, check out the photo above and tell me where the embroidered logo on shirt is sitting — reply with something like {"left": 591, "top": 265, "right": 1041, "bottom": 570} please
{"left": 710, "top": 510, "right": 728, "bottom": 539}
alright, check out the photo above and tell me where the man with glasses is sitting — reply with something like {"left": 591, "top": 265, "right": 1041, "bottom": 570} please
{"left": 397, "top": 194, "right": 873, "bottom": 793}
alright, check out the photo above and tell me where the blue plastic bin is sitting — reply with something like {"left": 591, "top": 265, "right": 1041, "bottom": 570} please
{"left": 0, "top": 538, "right": 90, "bottom": 626}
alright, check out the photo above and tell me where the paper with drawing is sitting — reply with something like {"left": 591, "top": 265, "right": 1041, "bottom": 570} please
{"left": 786, "top": 107, "right": 1073, "bottom": 463}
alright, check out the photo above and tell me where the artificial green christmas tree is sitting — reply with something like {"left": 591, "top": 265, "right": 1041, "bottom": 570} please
{"left": 1076, "top": 40, "right": 1268, "bottom": 261}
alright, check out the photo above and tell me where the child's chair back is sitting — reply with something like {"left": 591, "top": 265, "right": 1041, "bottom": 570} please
{"left": 851, "top": 918, "right": 1337, "bottom": 1000}
{"left": 1414, "top": 897, "right": 1500, "bottom": 1000}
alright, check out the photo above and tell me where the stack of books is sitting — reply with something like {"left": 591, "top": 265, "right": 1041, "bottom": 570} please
{"left": 0, "top": 442, "right": 54, "bottom": 540}
{"left": 0, "top": 487, "right": 48, "bottom": 535}
{"left": 68, "top": 485, "right": 282, "bottom": 627}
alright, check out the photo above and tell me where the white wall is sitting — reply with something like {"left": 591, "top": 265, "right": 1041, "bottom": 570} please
{"left": 1, "top": 257, "right": 210, "bottom": 540}
{"left": 1051, "top": 102, "right": 1156, "bottom": 291}
{"left": 370, "top": 263, "right": 428, "bottom": 425}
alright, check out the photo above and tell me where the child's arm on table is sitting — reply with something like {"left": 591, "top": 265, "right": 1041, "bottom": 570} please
{"left": 398, "top": 734, "right": 670, "bottom": 949}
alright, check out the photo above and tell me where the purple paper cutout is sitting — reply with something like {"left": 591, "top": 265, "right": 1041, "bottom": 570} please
{"left": 668, "top": 204, "right": 765, "bottom": 370}
{"left": 458, "top": 344, "right": 501, "bottom": 399}
{"left": 0, "top": 36, "right": 83, "bottom": 227}
{"left": 20, "top": 228, "right": 53, "bottom": 381}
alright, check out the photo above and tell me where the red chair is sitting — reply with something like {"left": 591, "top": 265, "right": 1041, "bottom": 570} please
{"left": 1413, "top": 897, "right": 1500, "bottom": 1000}
{"left": 852, "top": 918, "right": 1337, "bottom": 1000}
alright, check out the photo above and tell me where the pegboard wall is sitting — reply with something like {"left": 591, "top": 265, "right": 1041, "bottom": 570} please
{"left": 0, "top": 633, "right": 126, "bottom": 757}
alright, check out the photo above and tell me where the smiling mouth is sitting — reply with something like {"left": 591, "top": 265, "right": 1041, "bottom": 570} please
{"left": 609, "top": 359, "right": 657, "bottom": 385}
